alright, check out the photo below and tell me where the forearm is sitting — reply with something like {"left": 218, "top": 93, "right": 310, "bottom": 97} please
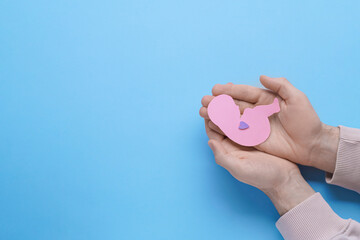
{"left": 275, "top": 192, "right": 355, "bottom": 240}
{"left": 265, "top": 173, "right": 358, "bottom": 240}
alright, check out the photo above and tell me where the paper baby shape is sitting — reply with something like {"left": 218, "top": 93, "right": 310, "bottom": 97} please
{"left": 208, "top": 94, "right": 280, "bottom": 146}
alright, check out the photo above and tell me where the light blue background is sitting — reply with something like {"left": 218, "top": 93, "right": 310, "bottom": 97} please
{"left": 1, "top": 0, "right": 360, "bottom": 239}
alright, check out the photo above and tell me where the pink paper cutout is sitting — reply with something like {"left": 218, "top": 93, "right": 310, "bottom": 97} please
{"left": 207, "top": 94, "right": 280, "bottom": 146}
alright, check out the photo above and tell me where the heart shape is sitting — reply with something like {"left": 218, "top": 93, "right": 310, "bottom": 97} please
{"left": 207, "top": 94, "right": 280, "bottom": 146}
{"left": 239, "top": 121, "right": 249, "bottom": 130}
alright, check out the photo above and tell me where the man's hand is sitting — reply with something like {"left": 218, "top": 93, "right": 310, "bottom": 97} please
{"left": 200, "top": 76, "right": 339, "bottom": 173}
{"left": 203, "top": 119, "right": 315, "bottom": 216}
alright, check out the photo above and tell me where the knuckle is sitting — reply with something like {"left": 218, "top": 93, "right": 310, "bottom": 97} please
{"left": 297, "top": 91, "right": 308, "bottom": 100}
{"left": 279, "top": 77, "right": 288, "bottom": 84}
{"left": 292, "top": 92, "right": 306, "bottom": 102}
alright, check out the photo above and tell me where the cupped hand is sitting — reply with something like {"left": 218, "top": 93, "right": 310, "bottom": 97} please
{"left": 200, "top": 76, "right": 339, "bottom": 173}
{"left": 203, "top": 119, "right": 315, "bottom": 215}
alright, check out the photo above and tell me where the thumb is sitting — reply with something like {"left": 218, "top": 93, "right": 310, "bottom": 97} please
{"left": 260, "top": 75, "right": 298, "bottom": 101}
{"left": 208, "top": 140, "right": 230, "bottom": 168}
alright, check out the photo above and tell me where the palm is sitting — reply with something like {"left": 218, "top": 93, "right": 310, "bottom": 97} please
{"left": 204, "top": 120, "right": 298, "bottom": 191}
{"left": 255, "top": 93, "right": 322, "bottom": 165}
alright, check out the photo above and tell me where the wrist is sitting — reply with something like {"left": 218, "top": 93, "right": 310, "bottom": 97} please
{"left": 264, "top": 171, "right": 315, "bottom": 216}
{"left": 309, "top": 123, "right": 339, "bottom": 173}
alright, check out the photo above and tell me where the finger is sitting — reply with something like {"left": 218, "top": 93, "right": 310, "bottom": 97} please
{"left": 208, "top": 120, "right": 225, "bottom": 135}
{"left": 206, "top": 122, "right": 256, "bottom": 153}
{"left": 199, "top": 107, "right": 209, "bottom": 119}
{"left": 212, "top": 83, "right": 265, "bottom": 104}
{"left": 208, "top": 139, "right": 255, "bottom": 172}
{"left": 222, "top": 138, "right": 255, "bottom": 152}
{"left": 208, "top": 139, "right": 227, "bottom": 155}
{"left": 199, "top": 100, "right": 255, "bottom": 120}
{"left": 201, "top": 95, "right": 214, "bottom": 107}
{"left": 235, "top": 100, "right": 255, "bottom": 113}
{"left": 208, "top": 139, "right": 232, "bottom": 168}
{"left": 259, "top": 75, "right": 299, "bottom": 101}
{"left": 202, "top": 94, "right": 255, "bottom": 110}
{"left": 204, "top": 119, "right": 224, "bottom": 141}
{"left": 202, "top": 83, "right": 233, "bottom": 107}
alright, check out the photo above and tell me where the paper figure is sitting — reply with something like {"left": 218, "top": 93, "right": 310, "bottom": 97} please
{"left": 207, "top": 94, "right": 280, "bottom": 146}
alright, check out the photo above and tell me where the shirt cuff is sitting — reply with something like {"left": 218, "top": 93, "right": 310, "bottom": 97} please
{"left": 276, "top": 193, "right": 349, "bottom": 240}
{"left": 326, "top": 125, "right": 360, "bottom": 193}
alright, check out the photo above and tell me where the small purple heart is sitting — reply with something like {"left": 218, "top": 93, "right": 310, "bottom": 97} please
{"left": 239, "top": 121, "right": 249, "bottom": 130}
